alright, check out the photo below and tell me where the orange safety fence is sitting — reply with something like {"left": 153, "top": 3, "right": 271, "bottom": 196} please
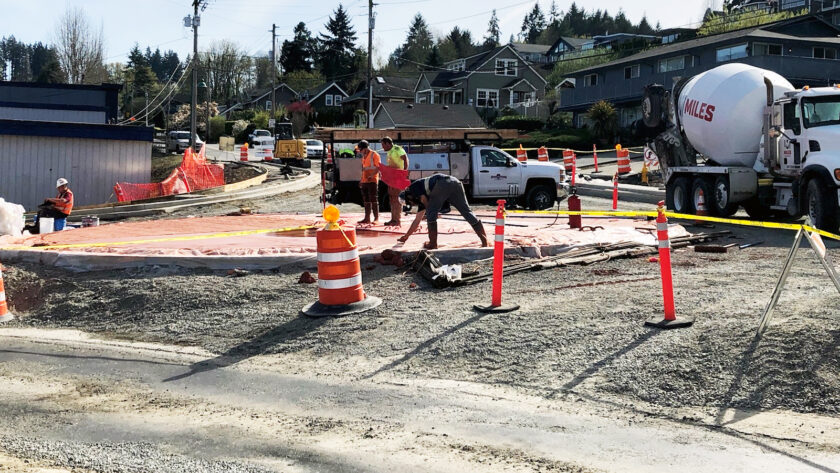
{"left": 114, "top": 145, "right": 225, "bottom": 202}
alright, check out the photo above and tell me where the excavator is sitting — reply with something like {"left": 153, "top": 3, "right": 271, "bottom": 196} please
{"left": 272, "top": 121, "right": 310, "bottom": 168}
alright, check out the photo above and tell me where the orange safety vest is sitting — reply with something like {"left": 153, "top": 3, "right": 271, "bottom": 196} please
{"left": 54, "top": 188, "right": 74, "bottom": 215}
{"left": 360, "top": 149, "right": 380, "bottom": 183}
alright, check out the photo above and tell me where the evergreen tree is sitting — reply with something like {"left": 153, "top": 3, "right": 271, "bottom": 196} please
{"left": 398, "top": 13, "right": 433, "bottom": 69}
{"left": 36, "top": 59, "right": 64, "bottom": 83}
{"left": 636, "top": 16, "right": 655, "bottom": 35}
{"left": 317, "top": 4, "right": 358, "bottom": 82}
{"left": 160, "top": 50, "right": 182, "bottom": 81}
{"left": 484, "top": 10, "right": 501, "bottom": 49}
{"left": 549, "top": 1, "right": 560, "bottom": 24}
{"left": 281, "top": 22, "right": 316, "bottom": 73}
{"left": 426, "top": 44, "right": 443, "bottom": 68}
{"left": 521, "top": 2, "right": 547, "bottom": 43}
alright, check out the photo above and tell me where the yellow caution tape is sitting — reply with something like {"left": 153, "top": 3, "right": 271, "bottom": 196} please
{"left": 499, "top": 146, "right": 645, "bottom": 154}
{"left": 507, "top": 209, "right": 840, "bottom": 241}
{"left": 0, "top": 224, "right": 320, "bottom": 251}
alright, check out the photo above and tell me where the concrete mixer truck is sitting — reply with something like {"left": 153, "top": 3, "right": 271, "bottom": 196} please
{"left": 636, "top": 63, "right": 840, "bottom": 231}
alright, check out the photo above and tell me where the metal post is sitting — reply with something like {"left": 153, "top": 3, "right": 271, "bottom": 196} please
{"left": 190, "top": 0, "right": 199, "bottom": 150}
{"left": 757, "top": 227, "right": 804, "bottom": 337}
{"left": 367, "top": 0, "right": 374, "bottom": 128}
{"left": 205, "top": 81, "right": 210, "bottom": 147}
{"left": 271, "top": 23, "right": 276, "bottom": 129}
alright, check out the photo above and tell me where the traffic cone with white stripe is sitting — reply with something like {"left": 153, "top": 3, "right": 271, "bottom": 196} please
{"left": 645, "top": 201, "right": 694, "bottom": 329}
{"left": 696, "top": 188, "right": 708, "bottom": 221}
{"left": 301, "top": 205, "right": 382, "bottom": 317}
{"left": 0, "top": 265, "right": 14, "bottom": 323}
{"left": 474, "top": 200, "right": 519, "bottom": 313}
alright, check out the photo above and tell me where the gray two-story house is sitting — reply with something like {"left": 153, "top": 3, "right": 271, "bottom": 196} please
{"left": 414, "top": 45, "right": 548, "bottom": 110}
{"left": 560, "top": 15, "right": 840, "bottom": 128}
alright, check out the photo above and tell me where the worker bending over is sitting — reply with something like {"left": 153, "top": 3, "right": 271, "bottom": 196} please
{"left": 399, "top": 174, "right": 488, "bottom": 249}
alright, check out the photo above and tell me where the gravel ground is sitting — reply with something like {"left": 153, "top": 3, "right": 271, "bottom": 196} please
{"left": 4, "top": 186, "right": 839, "bottom": 418}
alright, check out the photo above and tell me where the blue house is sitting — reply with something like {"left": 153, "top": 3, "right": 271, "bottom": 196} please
{"left": 559, "top": 15, "right": 840, "bottom": 129}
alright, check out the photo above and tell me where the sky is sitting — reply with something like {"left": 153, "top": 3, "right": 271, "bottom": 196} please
{"left": 0, "top": 0, "right": 721, "bottom": 67}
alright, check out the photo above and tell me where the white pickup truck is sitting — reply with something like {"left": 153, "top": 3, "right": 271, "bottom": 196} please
{"left": 319, "top": 128, "right": 568, "bottom": 210}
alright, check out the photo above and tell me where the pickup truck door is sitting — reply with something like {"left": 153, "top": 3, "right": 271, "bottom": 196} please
{"left": 474, "top": 148, "right": 522, "bottom": 197}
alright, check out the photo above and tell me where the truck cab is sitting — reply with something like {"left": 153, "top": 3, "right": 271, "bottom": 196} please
{"left": 317, "top": 128, "right": 567, "bottom": 211}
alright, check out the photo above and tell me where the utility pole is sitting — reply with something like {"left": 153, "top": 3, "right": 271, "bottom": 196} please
{"left": 189, "top": 0, "right": 205, "bottom": 150}
{"left": 367, "top": 0, "right": 375, "bottom": 128}
{"left": 271, "top": 23, "right": 277, "bottom": 132}
{"left": 144, "top": 90, "right": 149, "bottom": 126}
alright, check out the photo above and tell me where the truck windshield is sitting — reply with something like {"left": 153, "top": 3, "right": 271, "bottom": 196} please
{"left": 802, "top": 96, "right": 840, "bottom": 128}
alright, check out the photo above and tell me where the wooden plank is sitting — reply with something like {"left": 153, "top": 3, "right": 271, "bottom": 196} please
{"left": 313, "top": 128, "right": 518, "bottom": 142}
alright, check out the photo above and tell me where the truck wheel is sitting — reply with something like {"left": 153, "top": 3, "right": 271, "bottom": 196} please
{"left": 712, "top": 176, "right": 739, "bottom": 217}
{"left": 806, "top": 178, "right": 839, "bottom": 232}
{"left": 691, "top": 177, "right": 715, "bottom": 216}
{"left": 742, "top": 198, "right": 772, "bottom": 220}
{"left": 666, "top": 177, "right": 692, "bottom": 213}
{"left": 526, "top": 185, "right": 555, "bottom": 210}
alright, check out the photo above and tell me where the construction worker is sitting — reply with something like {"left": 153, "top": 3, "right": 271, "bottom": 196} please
{"left": 31, "top": 178, "right": 74, "bottom": 233}
{"left": 380, "top": 136, "right": 409, "bottom": 226}
{"left": 357, "top": 140, "right": 381, "bottom": 224}
{"left": 398, "top": 174, "right": 488, "bottom": 249}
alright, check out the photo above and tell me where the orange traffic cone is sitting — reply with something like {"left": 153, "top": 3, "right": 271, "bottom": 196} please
{"left": 696, "top": 189, "right": 709, "bottom": 221}
{"left": 240, "top": 145, "right": 248, "bottom": 162}
{"left": 0, "top": 264, "right": 14, "bottom": 323}
{"left": 537, "top": 146, "right": 549, "bottom": 162}
{"left": 301, "top": 205, "right": 382, "bottom": 317}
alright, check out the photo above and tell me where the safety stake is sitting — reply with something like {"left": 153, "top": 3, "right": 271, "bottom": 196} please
{"left": 645, "top": 201, "right": 695, "bottom": 329}
{"left": 612, "top": 172, "right": 619, "bottom": 210}
{"left": 592, "top": 144, "right": 599, "bottom": 173}
{"left": 474, "top": 200, "right": 519, "bottom": 313}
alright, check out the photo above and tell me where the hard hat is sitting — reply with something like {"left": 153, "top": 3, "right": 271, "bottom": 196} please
{"left": 56, "top": 178, "right": 68, "bottom": 188}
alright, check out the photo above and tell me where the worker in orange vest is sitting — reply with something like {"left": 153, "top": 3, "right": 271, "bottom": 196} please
{"left": 357, "top": 140, "right": 381, "bottom": 224}
{"left": 31, "top": 178, "right": 74, "bottom": 233}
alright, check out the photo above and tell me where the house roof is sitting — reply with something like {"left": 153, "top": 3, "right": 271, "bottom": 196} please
{"left": 344, "top": 76, "right": 417, "bottom": 102}
{"left": 512, "top": 43, "right": 552, "bottom": 54}
{"left": 431, "top": 45, "right": 548, "bottom": 89}
{"left": 248, "top": 83, "right": 298, "bottom": 103}
{"left": 374, "top": 102, "right": 486, "bottom": 129}
{"left": 570, "top": 15, "right": 840, "bottom": 75}
{"left": 302, "top": 81, "right": 349, "bottom": 102}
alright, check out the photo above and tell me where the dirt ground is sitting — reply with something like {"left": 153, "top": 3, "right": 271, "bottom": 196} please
{"left": 1, "top": 186, "right": 839, "bottom": 472}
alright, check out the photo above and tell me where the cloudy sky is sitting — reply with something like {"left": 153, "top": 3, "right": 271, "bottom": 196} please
{"left": 1, "top": 0, "right": 720, "bottom": 66}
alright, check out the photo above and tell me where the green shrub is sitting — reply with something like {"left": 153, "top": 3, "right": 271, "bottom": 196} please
{"left": 494, "top": 115, "right": 545, "bottom": 133}
{"left": 252, "top": 110, "right": 270, "bottom": 130}
{"left": 210, "top": 116, "right": 226, "bottom": 142}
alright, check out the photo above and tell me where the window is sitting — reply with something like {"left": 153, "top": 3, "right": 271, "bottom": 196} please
{"left": 754, "top": 43, "right": 782, "bottom": 56}
{"left": 265, "top": 100, "right": 272, "bottom": 110}
{"left": 495, "top": 59, "right": 517, "bottom": 76}
{"left": 716, "top": 44, "right": 748, "bottom": 62}
{"left": 480, "top": 149, "right": 512, "bottom": 167}
{"left": 624, "top": 65, "right": 640, "bottom": 79}
{"left": 325, "top": 95, "right": 333, "bottom": 106}
{"left": 662, "top": 34, "right": 679, "bottom": 44}
{"left": 783, "top": 100, "right": 801, "bottom": 135}
{"left": 658, "top": 56, "right": 690, "bottom": 73}
{"left": 512, "top": 90, "right": 535, "bottom": 103}
{"left": 802, "top": 96, "right": 840, "bottom": 128}
{"left": 583, "top": 74, "right": 598, "bottom": 87}
{"left": 814, "top": 47, "right": 837, "bottom": 59}
{"left": 447, "top": 60, "right": 465, "bottom": 72}
{"left": 334, "top": 95, "right": 342, "bottom": 106}
{"left": 476, "top": 89, "right": 499, "bottom": 107}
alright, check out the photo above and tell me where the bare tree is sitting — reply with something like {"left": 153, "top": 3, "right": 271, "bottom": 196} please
{"left": 200, "top": 40, "right": 253, "bottom": 105}
{"left": 53, "top": 6, "right": 107, "bottom": 84}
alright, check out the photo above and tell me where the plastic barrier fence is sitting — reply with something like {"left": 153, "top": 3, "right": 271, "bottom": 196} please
{"left": 114, "top": 145, "right": 225, "bottom": 202}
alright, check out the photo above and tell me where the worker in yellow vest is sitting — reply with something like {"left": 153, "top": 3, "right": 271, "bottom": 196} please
{"left": 380, "top": 136, "right": 409, "bottom": 226}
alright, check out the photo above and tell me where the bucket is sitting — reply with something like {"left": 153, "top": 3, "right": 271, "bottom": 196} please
{"left": 39, "top": 217, "right": 54, "bottom": 234}
{"left": 53, "top": 218, "right": 66, "bottom": 231}
{"left": 81, "top": 216, "right": 99, "bottom": 227}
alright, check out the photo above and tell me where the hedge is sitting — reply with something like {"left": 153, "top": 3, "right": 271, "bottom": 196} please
{"left": 494, "top": 115, "right": 544, "bottom": 133}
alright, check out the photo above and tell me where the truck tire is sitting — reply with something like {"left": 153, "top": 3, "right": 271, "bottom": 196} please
{"left": 666, "top": 177, "right": 692, "bottom": 213}
{"left": 742, "top": 198, "right": 772, "bottom": 220}
{"left": 526, "top": 184, "right": 555, "bottom": 210}
{"left": 712, "top": 176, "right": 739, "bottom": 217}
{"left": 806, "top": 178, "right": 839, "bottom": 232}
{"left": 691, "top": 177, "right": 716, "bottom": 216}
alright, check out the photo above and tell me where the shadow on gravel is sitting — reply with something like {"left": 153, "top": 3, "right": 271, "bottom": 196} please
{"left": 162, "top": 316, "right": 330, "bottom": 382}
{"left": 360, "top": 310, "right": 493, "bottom": 380}
{"left": 556, "top": 329, "right": 660, "bottom": 394}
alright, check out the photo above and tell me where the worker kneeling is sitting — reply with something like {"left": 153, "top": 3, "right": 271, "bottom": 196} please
{"left": 30, "top": 178, "right": 74, "bottom": 233}
{"left": 398, "top": 174, "right": 488, "bottom": 249}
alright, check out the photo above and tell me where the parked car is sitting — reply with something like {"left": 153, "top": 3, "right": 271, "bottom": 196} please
{"left": 248, "top": 129, "right": 275, "bottom": 148}
{"left": 305, "top": 139, "right": 324, "bottom": 157}
{"left": 166, "top": 131, "right": 203, "bottom": 153}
